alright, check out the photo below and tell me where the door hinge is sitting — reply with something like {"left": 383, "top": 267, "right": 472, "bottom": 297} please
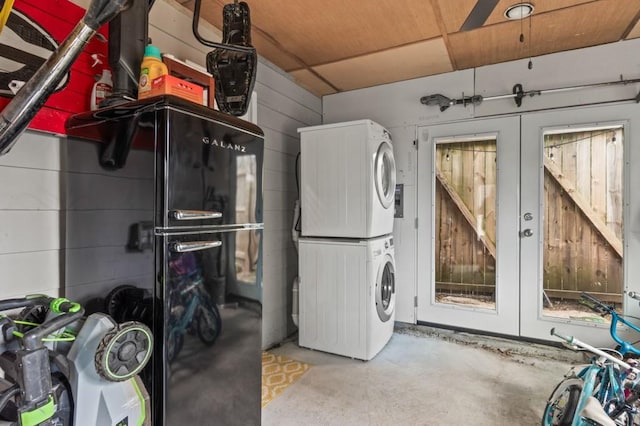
{"left": 413, "top": 139, "right": 418, "bottom": 150}
{"left": 414, "top": 217, "right": 418, "bottom": 229}
{"left": 414, "top": 296, "right": 418, "bottom": 307}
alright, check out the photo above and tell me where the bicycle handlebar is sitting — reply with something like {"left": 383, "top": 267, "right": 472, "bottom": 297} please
{"left": 577, "top": 292, "right": 640, "bottom": 356}
{"left": 551, "top": 328, "right": 639, "bottom": 374}
{"left": 580, "top": 292, "right": 613, "bottom": 314}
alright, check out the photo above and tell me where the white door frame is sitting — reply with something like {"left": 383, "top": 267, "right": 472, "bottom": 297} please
{"left": 417, "top": 116, "right": 521, "bottom": 336}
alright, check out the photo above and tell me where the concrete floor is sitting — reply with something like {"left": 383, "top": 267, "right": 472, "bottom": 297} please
{"left": 263, "top": 325, "right": 583, "bottom": 426}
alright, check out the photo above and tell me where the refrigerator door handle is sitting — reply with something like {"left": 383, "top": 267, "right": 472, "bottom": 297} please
{"left": 169, "top": 209, "right": 223, "bottom": 220}
{"left": 169, "top": 240, "right": 223, "bottom": 253}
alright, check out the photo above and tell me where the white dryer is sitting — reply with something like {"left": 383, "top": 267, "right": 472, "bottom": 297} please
{"left": 298, "top": 235, "right": 396, "bottom": 360}
{"left": 298, "top": 119, "right": 396, "bottom": 238}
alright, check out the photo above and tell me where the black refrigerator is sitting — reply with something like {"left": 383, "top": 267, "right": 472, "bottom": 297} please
{"left": 66, "top": 95, "right": 264, "bottom": 425}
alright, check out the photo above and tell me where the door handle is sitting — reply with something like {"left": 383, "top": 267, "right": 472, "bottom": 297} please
{"left": 520, "top": 229, "right": 533, "bottom": 238}
{"left": 169, "top": 240, "right": 222, "bottom": 253}
{"left": 169, "top": 210, "right": 222, "bottom": 220}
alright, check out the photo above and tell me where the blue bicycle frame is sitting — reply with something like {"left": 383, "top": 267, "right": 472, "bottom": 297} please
{"left": 543, "top": 291, "right": 640, "bottom": 426}
{"left": 544, "top": 328, "right": 637, "bottom": 426}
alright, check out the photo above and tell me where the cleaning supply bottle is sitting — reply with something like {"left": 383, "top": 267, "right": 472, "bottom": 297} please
{"left": 90, "top": 68, "right": 113, "bottom": 110}
{"left": 138, "top": 44, "right": 168, "bottom": 98}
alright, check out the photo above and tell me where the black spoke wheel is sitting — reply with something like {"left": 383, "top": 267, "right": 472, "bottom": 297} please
{"left": 16, "top": 304, "right": 49, "bottom": 333}
{"left": 196, "top": 303, "right": 222, "bottom": 345}
{"left": 541, "top": 376, "right": 583, "bottom": 426}
{"left": 104, "top": 284, "right": 145, "bottom": 323}
{"left": 95, "top": 321, "right": 153, "bottom": 382}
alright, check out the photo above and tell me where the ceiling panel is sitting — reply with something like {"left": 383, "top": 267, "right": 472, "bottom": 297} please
{"left": 436, "top": 0, "right": 596, "bottom": 34}
{"left": 313, "top": 39, "right": 453, "bottom": 92}
{"left": 626, "top": 19, "right": 640, "bottom": 39}
{"left": 289, "top": 69, "right": 338, "bottom": 97}
{"left": 182, "top": 0, "right": 303, "bottom": 71}
{"left": 448, "top": 0, "right": 640, "bottom": 70}
{"left": 483, "top": 0, "right": 596, "bottom": 27}
{"left": 177, "top": 0, "right": 640, "bottom": 97}
{"left": 184, "top": 0, "right": 442, "bottom": 67}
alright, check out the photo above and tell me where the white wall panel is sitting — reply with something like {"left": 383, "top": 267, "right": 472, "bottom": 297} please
{"left": 258, "top": 106, "right": 309, "bottom": 139}
{"left": 392, "top": 184, "right": 416, "bottom": 324}
{"left": 0, "top": 168, "right": 60, "bottom": 210}
{"left": 0, "top": 251, "right": 60, "bottom": 294}
{"left": 263, "top": 128, "right": 300, "bottom": 156}
{"left": 263, "top": 169, "right": 296, "bottom": 193}
{"left": 65, "top": 210, "right": 151, "bottom": 248}
{"left": 65, "top": 246, "right": 154, "bottom": 287}
{"left": 66, "top": 173, "right": 153, "bottom": 211}
{"left": 0, "top": 131, "right": 61, "bottom": 171}
{"left": 388, "top": 125, "right": 417, "bottom": 324}
{"left": 264, "top": 148, "right": 295, "bottom": 174}
{"left": 0, "top": 211, "right": 60, "bottom": 254}
{"left": 323, "top": 69, "right": 475, "bottom": 129}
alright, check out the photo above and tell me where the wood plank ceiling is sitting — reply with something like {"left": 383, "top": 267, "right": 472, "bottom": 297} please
{"left": 178, "top": 0, "right": 640, "bottom": 96}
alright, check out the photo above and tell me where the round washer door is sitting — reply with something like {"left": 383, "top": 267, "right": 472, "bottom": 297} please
{"left": 375, "top": 255, "right": 396, "bottom": 322}
{"left": 374, "top": 140, "right": 396, "bottom": 209}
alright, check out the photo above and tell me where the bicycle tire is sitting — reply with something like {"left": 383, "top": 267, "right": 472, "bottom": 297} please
{"left": 541, "top": 376, "right": 583, "bottom": 426}
{"left": 167, "top": 330, "right": 184, "bottom": 363}
{"left": 196, "top": 304, "right": 222, "bottom": 345}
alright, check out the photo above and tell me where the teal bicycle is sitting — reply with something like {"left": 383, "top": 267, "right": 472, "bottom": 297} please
{"left": 542, "top": 292, "right": 640, "bottom": 426}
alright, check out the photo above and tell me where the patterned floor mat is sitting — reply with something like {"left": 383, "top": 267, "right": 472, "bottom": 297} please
{"left": 262, "top": 352, "right": 311, "bottom": 407}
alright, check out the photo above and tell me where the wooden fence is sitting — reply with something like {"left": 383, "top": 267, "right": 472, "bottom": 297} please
{"left": 434, "top": 129, "right": 623, "bottom": 302}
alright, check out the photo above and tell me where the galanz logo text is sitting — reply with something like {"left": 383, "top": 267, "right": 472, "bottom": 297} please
{"left": 202, "top": 137, "right": 246, "bottom": 152}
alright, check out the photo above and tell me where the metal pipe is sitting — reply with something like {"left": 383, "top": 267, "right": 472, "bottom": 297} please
{"left": 0, "top": 0, "right": 132, "bottom": 156}
{"left": 421, "top": 76, "right": 640, "bottom": 111}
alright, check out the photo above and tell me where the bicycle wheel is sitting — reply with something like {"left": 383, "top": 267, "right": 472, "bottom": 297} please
{"left": 542, "top": 376, "right": 583, "bottom": 426}
{"left": 196, "top": 303, "right": 222, "bottom": 345}
{"left": 167, "top": 330, "right": 184, "bottom": 363}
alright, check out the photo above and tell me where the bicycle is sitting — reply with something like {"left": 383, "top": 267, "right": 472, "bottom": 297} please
{"left": 542, "top": 292, "right": 640, "bottom": 426}
{"left": 544, "top": 328, "right": 640, "bottom": 426}
{"left": 167, "top": 272, "right": 222, "bottom": 362}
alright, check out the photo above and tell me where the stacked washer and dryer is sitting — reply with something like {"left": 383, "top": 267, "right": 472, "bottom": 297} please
{"left": 297, "top": 119, "right": 397, "bottom": 361}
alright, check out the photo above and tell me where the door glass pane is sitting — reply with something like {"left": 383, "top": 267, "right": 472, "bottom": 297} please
{"left": 541, "top": 126, "right": 624, "bottom": 321}
{"left": 434, "top": 138, "right": 497, "bottom": 310}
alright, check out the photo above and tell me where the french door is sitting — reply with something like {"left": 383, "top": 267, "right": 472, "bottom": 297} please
{"left": 520, "top": 104, "right": 640, "bottom": 344}
{"left": 417, "top": 117, "right": 520, "bottom": 335}
{"left": 417, "top": 105, "right": 640, "bottom": 344}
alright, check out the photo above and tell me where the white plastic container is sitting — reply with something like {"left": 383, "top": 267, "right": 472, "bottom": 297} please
{"left": 90, "top": 69, "right": 113, "bottom": 110}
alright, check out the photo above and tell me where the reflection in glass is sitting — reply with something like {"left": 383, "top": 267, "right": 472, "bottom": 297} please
{"left": 541, "top": 127, "right": 624, "bottom": 322}
{"left": 434, "top": 139, "right": 497, "bottom": 310}
{"left": 235, "top": 155, "right": 259, "bottom": 285}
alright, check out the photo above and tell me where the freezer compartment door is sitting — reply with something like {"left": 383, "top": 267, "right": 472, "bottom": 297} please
{"left": 160, "top": 110, "right": 264, "bottom": 229}
{"left": 154, "top": 231, "right": 262, "bottom": 425}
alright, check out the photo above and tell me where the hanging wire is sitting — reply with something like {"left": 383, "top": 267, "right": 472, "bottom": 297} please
{"left": 436, "top": 129, "right": 619, "bottom": 154}
{"left": 544, "top": 129, "right": 619, "bottom": 149}
{"left": 528, "top": 13, "right": 533, "bottom": 69}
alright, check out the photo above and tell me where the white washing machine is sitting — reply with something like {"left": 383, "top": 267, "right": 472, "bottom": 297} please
{"left": 298, "top": 119, "right": 396, "bottom": 239}
{"left": 298, "top": 235, "right": 396, "bottom": 360}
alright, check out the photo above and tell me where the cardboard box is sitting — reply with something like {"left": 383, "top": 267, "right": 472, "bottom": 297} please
{"left": 138, "top": 74, "right": 204, "bottom": 104}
